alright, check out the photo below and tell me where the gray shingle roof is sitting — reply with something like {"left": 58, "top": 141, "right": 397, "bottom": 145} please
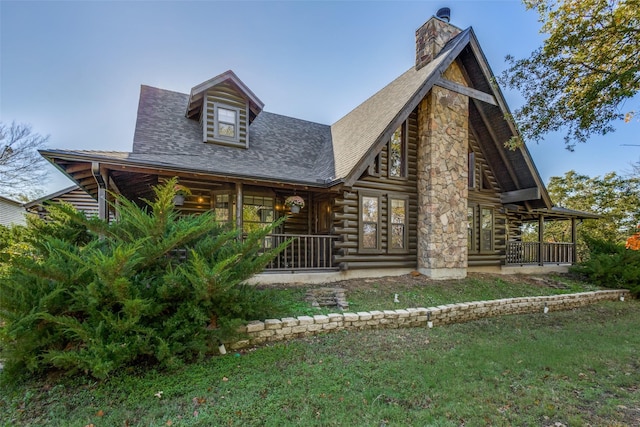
{"left": 122, "top": 29, "right": 471, "bottom": 186}
{"left": 130, "top": 85, "right": 335, "bottom": 185}
{"left": 44, "top": 26, "right": 544, "bottom": 196}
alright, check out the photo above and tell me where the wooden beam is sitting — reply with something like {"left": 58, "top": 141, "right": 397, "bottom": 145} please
{"left": 65, "top": 162, "right": 92, "bottom": 174}
{"left": 469, "top": 101, "right": 523, "bottom": 190}
{"left": 435, "top": 77, "right": 498, "bottom": 106}
{"left": 236, "top": 182, "right": 243, "bottom": 231}
{"left": 538, "top": 215, "right": 545, "bottom": 266}
{"left": 500, "top": 187, "right": 540, "bottom": 204}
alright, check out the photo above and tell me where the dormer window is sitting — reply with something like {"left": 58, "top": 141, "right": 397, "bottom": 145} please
{"left": 215, "top": 104, "right": 240, "bottom": 143}
{"left": 186, "top": 70, "right": 265, "bottom": 150}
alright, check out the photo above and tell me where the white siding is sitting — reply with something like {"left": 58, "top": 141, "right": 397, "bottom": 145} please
{"left": 0, "top": 198, "right": 27, "bottom": 227}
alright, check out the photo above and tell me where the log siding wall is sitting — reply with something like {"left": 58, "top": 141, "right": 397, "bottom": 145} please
{"left": 467, "top": 130, "right": 507, "bottom": 267}
{"left": 333, "top": 111, "right": 419, "bottom": 271}
{"left": 203, "top": 82, "right": 249, "bottom": 148}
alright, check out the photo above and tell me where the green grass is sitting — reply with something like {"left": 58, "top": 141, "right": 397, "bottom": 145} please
{"left": 267, "top": 274, "right": 601, "bottom": 317}
{"left": 1, "top": 276, "right": 638, "bottom": 426}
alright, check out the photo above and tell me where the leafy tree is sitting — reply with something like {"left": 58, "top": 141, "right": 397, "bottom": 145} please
{"left": 0, "top": 224, "right": 27, "bottom": 266}
{"left": 552, "top": 171, "right": 639, "bottom": 238}
{"left": 544, "top": 170, "right": 640, "bottom": 244}
{"left": 0, "top": 121, "right": 49, "bottom": 198}
{"left": 0, "top": 179, "right": 288, "bottom": 380}
{"left": 500, "top": 0, "right": 640, "bottom": 149}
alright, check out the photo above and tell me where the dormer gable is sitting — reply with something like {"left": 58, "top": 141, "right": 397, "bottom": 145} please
{"left": 186, "top": 70, "right": 264, "bottom": 148}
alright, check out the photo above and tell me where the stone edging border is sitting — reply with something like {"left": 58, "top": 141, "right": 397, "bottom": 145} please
{"left": 229, "top": 289, "right": 631, "bottom": 350}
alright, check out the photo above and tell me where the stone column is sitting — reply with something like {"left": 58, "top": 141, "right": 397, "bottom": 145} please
{"left": 416, "top": 63, "right": 469, "bottom": 279}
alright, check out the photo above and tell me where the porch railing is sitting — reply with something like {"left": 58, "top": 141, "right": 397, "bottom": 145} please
{"left": 506, "top": 241, "right": 575, "bottom": 265}
{"left": 263, "top": 234, "right": 338, "bottom": 271}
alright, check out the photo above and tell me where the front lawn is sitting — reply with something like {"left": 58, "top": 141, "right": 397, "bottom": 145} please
{"left": 1, "top": 275, "right": 638, "bottom": 426}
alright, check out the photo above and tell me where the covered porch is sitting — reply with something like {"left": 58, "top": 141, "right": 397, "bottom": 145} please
{"left": 47, "top": 157, "right": 342, "bottom": 272}
{"left": 505, "top": 207, "right": 599, "bottom": 267}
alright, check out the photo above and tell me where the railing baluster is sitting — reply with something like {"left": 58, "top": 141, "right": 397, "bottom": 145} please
{"left": 507, "top": 241, "right": 576, "bottom": 266}
{"left": 260, "top": 234, "right": 338, "bottom": 271}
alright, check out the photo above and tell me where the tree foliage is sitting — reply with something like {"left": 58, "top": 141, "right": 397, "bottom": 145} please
{"left": 500, "top": 0, "right": 640, "bottom": 149}
{"left": 0, "top": 179, "right": 288, "bottom": 380}
{"left": 0, "top": 121, "right": 49, "bottom": 198}
{"left": 544, "top": 170, "right": 640, "bottom": 244}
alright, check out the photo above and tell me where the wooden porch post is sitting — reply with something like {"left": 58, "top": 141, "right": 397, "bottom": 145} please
{"left": 235, "top": 182, "right": 243, "bottom": 231}
{"left": 538, "top": 215, "right": 545, "bottom": 265}
{"left": 571, "top": 217, "right": 577, "bottom": 263}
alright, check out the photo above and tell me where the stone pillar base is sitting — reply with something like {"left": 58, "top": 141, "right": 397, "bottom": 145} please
{"left": 418, "top": 267, "right": 467, "bottom": 280}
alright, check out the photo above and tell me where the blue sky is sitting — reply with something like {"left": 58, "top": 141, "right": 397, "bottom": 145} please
{"left": 1, "top": 0, "right": 638, "bottom": 197}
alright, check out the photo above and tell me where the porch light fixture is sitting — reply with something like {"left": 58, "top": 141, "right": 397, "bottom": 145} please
{"left": 543, "top": 302, "right": 549, "bottom": 314}
{"left": 284, "top": 195, "right": 305, "bottom": 213}
{"left": 620, "top": 294, "right": 625, "bottom": 302}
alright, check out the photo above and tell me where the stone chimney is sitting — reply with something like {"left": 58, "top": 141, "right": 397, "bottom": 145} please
{"left": 415, "top": 8, "right": 462, "bottom": 70}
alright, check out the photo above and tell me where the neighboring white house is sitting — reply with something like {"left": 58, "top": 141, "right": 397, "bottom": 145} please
{"left": 0, "top": 195, "right": 27, "bottom": 227}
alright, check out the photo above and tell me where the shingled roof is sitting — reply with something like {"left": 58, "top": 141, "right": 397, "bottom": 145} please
{"left": 132, "top": 85, "right": 335, "bottom": 186}
{"left": 41, "top": 21, "right": 552, "bottom": 212}
{"left": 332, "top": 28, "right": 472, "bottom": 184}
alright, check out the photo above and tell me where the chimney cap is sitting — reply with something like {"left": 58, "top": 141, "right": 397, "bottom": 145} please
{"left": 436, "top": 7, "right": 451, "bottom": 22}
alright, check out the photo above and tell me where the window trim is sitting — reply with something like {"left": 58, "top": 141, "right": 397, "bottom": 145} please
{"left": 480, "top": 206, "right": 494, "bottom": 253}
{"left": 387, "top": 194, "right": 409, "bottom": 254}
{"left": 358, "top": 192, "right": 382, "bottom": 253}
{"left": 213, "top": 191, "right": 235, "bottom": 225}
{"left": 367, "top": 153, "right": 382, "bottom": 177}
{"left": 388, "top": 122, "right": 408, "bottom": 179}
{"left": 467, "top": 204, "right": 477, "bottom": 254}
{"left": 468, "top": 151, "right": 476, "bottom": 189}
{"left": 214, "top": 103, "right": 241, "bottom": 145}
{"left": 242, "top": 194, "right": 275, "bottom": 234}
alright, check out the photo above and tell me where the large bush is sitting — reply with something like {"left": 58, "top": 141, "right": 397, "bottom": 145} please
{"left": 570, "top": 235, "right": 640, "bottom": 295}
{"left": 0, "top": 179, "right": 287, "bottom": 379}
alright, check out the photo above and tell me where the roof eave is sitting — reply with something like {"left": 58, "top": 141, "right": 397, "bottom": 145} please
{"left": 466, "top": 30, "right": 553, "bottom": 210}
{"left": 185, "top": 70, "right": 265, "bottom": 119}
{"left": 40, "top": 149, "right": 338, "bottom": 190}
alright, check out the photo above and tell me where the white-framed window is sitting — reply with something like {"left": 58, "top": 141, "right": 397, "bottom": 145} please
{"left": 214, "top": 104, "right": 240, "bottom": 143}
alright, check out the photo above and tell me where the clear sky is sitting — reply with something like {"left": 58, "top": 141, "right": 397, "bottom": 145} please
{"left": 1, "top": 0, "right": 639, "bottom": 197}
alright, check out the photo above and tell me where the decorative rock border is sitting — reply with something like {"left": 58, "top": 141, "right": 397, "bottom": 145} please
{"left": 229, "top": 289, "right": 631, "bottom": 350}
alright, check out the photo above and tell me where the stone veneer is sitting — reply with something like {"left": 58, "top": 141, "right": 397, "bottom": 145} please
{"left": 229, "top": 290, "right": 630, "bottom": 350}
{"left": 416, "top": 61, "right": 469, "bottom": 279}
{"left": 415, "top": 17, "right": 462, "bottom": 71}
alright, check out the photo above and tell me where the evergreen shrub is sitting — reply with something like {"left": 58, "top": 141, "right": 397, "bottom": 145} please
{"left": 570, "top": 235, "right": 640, "bottom": 295}
{"left": 0, "top": 179, "right": 288, "bottom": 380}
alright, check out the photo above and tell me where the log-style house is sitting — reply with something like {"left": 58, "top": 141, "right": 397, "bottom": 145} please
{"left": 41, "top": 11, "right": 597, "bottom": 282}
{"left": 24, "top": 186, "right": 101, "bottom": 220}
